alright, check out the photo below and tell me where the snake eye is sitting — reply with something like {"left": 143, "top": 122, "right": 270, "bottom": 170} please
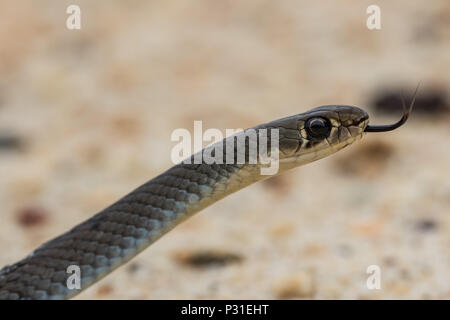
{"left": 305, "top": 117, "right": 331, "bottom": 139}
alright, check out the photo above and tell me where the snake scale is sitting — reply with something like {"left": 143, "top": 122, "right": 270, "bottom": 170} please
{"left": 0, "top": 100, "right": 414, "bottom": 299}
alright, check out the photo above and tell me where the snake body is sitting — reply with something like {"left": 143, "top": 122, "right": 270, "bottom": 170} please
{"left": 0, "top": 105, "right": 371, "bottom": 299}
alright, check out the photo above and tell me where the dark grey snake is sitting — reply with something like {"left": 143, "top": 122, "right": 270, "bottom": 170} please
{"left": 0, "top": 97, "right": 415, "bottom": 299}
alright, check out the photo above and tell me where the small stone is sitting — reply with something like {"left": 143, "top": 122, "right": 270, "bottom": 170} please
{"left": 274, "top": 271, "right": 315, "bottom": 299}
{"left": 97, "top": 283, "right": 114, "bottom": 297}
{"left": 415, "top": 219, "right": 437, "bottom": 232}
{"left": 16, "top": 206, "right": 49, "bottom": 228}
{"left": 127, "top": 263, "right": 140, "bottom": 274}
{"left": 174, "top": 249, "right": 243, "bottom": 269}
{"left": 0, "top": 134, "right": 24, "bottom": 151}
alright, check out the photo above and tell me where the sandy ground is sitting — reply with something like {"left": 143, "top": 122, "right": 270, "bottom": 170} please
{"left": 0, "top": 0, "right": 449, "bottom": 299}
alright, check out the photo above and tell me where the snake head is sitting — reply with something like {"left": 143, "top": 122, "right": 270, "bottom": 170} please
{"left": 275, "top": 90, "right": 415, "bottom": 170}
{"left": 266, "top": 105, "right": 370, "bottom": 170}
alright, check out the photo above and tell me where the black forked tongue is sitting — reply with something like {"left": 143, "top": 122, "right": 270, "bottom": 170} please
{"left": 365, "top": 84, "right": 419, "bottom": 133}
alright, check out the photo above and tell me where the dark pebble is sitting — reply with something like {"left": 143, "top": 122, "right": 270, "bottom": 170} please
{"left": 371, "top": 87, "right": 449, "bottom": 117}
{"left": 16, "top": 206, "right": 48, "bottom": 228}
{"left": 175, "top": 250, "right": 243, "bottom": 269}
{"left": 127, "top": 263, "right": 140, "bottom": 274}
{"left": 0, "top": 134, "right": 24, "bottom": 152}
{"left": 415, "top": 219, "right": 437, "bottom": 232}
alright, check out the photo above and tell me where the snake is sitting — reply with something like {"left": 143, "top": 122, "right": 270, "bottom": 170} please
{"left": 0, "top": 95, "right": 416, "bottom": 299}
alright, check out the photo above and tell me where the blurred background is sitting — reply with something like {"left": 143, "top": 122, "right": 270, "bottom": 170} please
{"left": 0, "top": 0, "right": 449, "bottom": 299}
